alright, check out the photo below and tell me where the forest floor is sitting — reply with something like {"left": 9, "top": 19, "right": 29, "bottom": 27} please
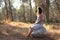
{"left": 0, "top": 22, "right": 60, "bottom": 40}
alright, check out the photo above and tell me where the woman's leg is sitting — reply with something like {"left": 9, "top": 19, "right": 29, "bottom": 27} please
{"left": 27, "top": 27, "right": 33, "bottom": 37}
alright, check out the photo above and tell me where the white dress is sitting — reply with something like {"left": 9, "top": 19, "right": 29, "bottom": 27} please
{"left": 30, "top": 15, "right": 47, "bottom": 37}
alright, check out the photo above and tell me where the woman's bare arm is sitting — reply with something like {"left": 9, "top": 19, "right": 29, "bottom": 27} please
{"left": 36, "top": 15, "right": 43, "bottom": 24}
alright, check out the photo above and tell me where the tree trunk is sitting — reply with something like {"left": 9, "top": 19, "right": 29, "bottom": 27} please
{"left": 4, "top": 0, "right": 12, "bottom": 23}
{"left": 4, "top": 0, "right": 9, "bottom": 21}
{"left": 8, "top": 0, "right": 13, "bottom": 21}
{"left": 22, "top": 0, "right": 26, "bottom": 22}
{"left": 29, "top": 0, "right": 32, "bottom": 22}
{"left": 55, "top": 0, "right": 60, "bottom": 22}
{"left": 55, "top": 0, "right": 60, "bottom": 12}
{"left": 46, "top": 0, "right": 50, "bottom": 22}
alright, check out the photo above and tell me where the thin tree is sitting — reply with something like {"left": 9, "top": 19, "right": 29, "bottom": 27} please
{"left": 46, "top": 0, "right": 50, "bottom": 22}
{"left": 55, "top": 0, "right": 60, "bottom": 13}
{"left": 22, "top": 0, "right": 26, "bottom": 22}
{"left": 8, "top": 0, "right": 13, "bottom": 21}
{"left": 4, "top": 0, "right": 9, "bottom": 21}
{"left": 4, "top": 0, "right": 13, "bottom": 22}
{"left": 29, "top": 0, "right": 32, "bottom": 22}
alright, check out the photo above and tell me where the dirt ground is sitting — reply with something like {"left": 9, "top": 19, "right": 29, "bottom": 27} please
{"left": 0, "top": 22, "right": 60, "bottom": 40}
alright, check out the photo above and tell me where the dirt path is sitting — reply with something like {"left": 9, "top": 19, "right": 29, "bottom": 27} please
{"left": 0, "top": 22, "right": 60, "bottom": 40}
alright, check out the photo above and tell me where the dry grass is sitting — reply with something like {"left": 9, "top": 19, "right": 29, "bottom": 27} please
{"left": 0, "top": 22, "right": 60, "bottom": 40}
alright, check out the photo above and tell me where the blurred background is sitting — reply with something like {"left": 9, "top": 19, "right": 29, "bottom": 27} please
{"left": 0, "top": 0, "right": 60, "bottom": 23}
{"left": 0, "top": 0, "right": 60, "bottom": 40}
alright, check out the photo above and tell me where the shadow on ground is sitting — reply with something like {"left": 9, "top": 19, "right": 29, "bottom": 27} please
{"left": 0, "top": 23, "right": 60, "bottom": 40}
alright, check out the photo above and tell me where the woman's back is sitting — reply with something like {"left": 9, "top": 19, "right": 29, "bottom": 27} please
{"left": 31, "top": 15, "right": 43, "bottom": 30}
